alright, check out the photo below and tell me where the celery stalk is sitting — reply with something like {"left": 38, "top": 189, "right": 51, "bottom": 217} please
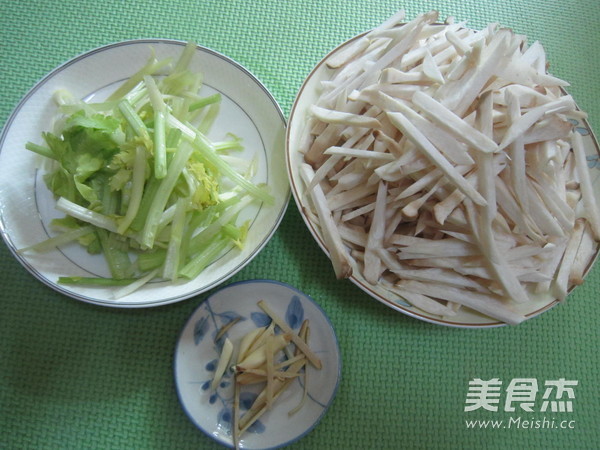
{"left": 162, "top": 197, "right": 189, "bottom": 281}
{"left": 25, "top": 142, "right": 56, "bottom": 160}
{"left": 117, "top": 100, "right": 152, "bottom": 148}
{"left": 97, "top": 229, "right": 133, "bottom": 279}
{"left": 107, "top": 53, "right": 171, "bottom": 101}
{"left": 214, "top": 140, "right": 244, "bottom": 153}
{"left": 137, "top": 249, "right": 166, "bottom": 272}
{"left": 189, "top": 93, "right": 221, "bottom": 112}
{"left": 188, "top": 196, "right": 252, "bottom": 255}
{"left": 140, "top": 141, "right": 194, "bottom": 248}
{"left": 179, "top": 235, "right": 231, "bottom": 279}
{"left": 56, "top": 197, "right": 118, "bottom": 232}
{"left": 58, "top": 276, "right": 139, "bottom": 286}
{"left": 117, "top": 146, "right": 147, "bottom": 234}
{"left": 173, "top": 40, "right": 197, "bottom": 73}
{"left": 198, "top": 102, "right": 220, "bottom": 135}
{"left": 113, "top": 268, "right": 160, "bottom": 299}
{"left": 192, "top": 135, "right": 273, "bottom": 204}
{"left": 144, "top": 75, "right": 168, "bottom": 178}
{"left": 18, "top": 225, "right": 93, "bottom": 254}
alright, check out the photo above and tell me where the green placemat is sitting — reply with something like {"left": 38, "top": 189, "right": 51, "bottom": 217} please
{"left": 1, "top": 1, "right": 599, "bottom": 449}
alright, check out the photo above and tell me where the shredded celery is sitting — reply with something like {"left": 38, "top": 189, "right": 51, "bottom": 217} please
{"left": 23, "top": 41, "right": 269, "bottom": 296}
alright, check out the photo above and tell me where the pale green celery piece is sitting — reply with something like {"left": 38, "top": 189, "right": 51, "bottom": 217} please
{"left": 153, "top": 110, "right": 167, "bottom": 179}
{"left": 198, "top": 102, "right": 220, "bottom": 135}
{"left": 173, "top": 41, "right": 197, "bottom": 74}
{"left": 222, "top": 220, "right": 250, "bottom": 249}
{"left": 214, "top": 139, "right": 244, "bottom": 153}
{"left": 218, "top": 154, "right": 252, "bottom": 174}
{"left": 162, "top": 197, "right": 189, "bottom": 281}
{"left": 58, "top": 276, "right": 139, "bottom": 286}
{"left": 142, "top": 74, "right": 168, "bottom": 179}
{"left": 166, "top": 127, "right": 182, "bottom": 148}
{"left": 119, "top": 182, "right": 131, "bottom": 216}
{"left": 188, "top": 93, "right": 221, "bottom": 112}
{"left": 180, "top": 74, "right": 205, "bottom": 120}
{"left": 98, "top": 183, "right": 134, "bottom": 279}
{"left": 25, "top": 142, "right": 56, "bottom": 160}
{"left": 18, "top": 225, "right": 94, "bottom": 254}
{"left": 143, "top": 74, "right": 166, "bottom": 112}
{"left": 113, "top": 268, "right": 160, "bottom": 299}
{"left": 192, "top": 134, "right": 273, "bottom": 204}
{"left": 52, "top": 88, "right": 77, "bottom": 106}
{"left": 156, "top": 203, "right": 177, "bottom": 234}
{"left": 165, "top": 113, "right": 198, "bottom": 141}
{"left": 179, "top": 235, "right": 231, "bottom": 279}
{"left": 222, "top": 223, "right": 242, "bottom": 241}
{"left": 161, "top": 70, "right": 198, "bottom": 99}
{"left": 124, "top": 83, "right": 149, "bottom": 111}
{"left": 140, "top": 141, "right": 195, "bottom": 249}
{"left": 128, "top": 177, "right": 161, "bottom": 232}
{"left": 56, "top": 197, "right": 118, "bottom": 233}
{"left": 52, "top": 89, "right": 98, "bottom": 119}
{"left": 137, "top": 249, "right": 166, "bottom": 272}
{"left": 180, "top": 195, "right": 239, "bottom": 249}
{"left": 178, "top": 200, "right": 228, "bottom": 265}
{"left": 107, "top": 51, "right": 172, "bottom": 101}
{"left": 188, "top": 195, "right": 253, "bottom": 255}
{"left": 169, "top": 96, "right": 186, "bottom": 123}
{"left": 97, "top": 228, "right": 134, "bottom": 279}
{"left": 61, "top": 101, "right": 120, "bottom": 114}
{"left": 117, "top": 146, "right": 147, "bottom": 234}
{"left": 117, "top": 100, "right": 152, "bottom": 148}
{"left": 100, "top": 177, "right": 119, "bottom": 215}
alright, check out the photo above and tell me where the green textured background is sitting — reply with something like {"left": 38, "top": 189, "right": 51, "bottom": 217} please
{"left": 1, "top": 0, "right": 599, "bottom": 449}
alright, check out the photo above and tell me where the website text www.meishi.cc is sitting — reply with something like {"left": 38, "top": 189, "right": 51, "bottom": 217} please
{"left": 465, "top": 416, "right": 576, "bottom": 430}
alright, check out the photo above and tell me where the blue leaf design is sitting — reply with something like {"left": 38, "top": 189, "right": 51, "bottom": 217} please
{"left": 247, "top": 419, "right": 265, "bottom": 434}
{"left": 239, "top": 391, "right": 258, "bottom": 411}
{"left": 201, "top": 380, "right": 211, "bottom": 391}
{"left": 586, "top": 154, "right": 599, "bottom": 169}
{"left": 285, "top": 295, "right": 304, "bottom": 330}
{"left": 576, "top": 126, "right": 590, "bottom": 136}
{"left": 209, "top": 394, "right": 218, "bottom": 404}
{"left": 219, "top": 311, "right": 242, "bottom": 323}
{"left": 205, "top": 359, "right": 217, "bottom": 372}
{"left": 394, "top": 297, "right": 411, "bottom": 308}
{"left": 217, "top": 407, "right": 233, "bottom": 431}
{"left": 193, "top": 316, "right": 210, "bottom": 345}
{"left": 251, "top": 311, "right": 271, "bottom": 328}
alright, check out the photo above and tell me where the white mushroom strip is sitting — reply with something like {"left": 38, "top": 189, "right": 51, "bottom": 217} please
{"left": 382, "top": 281, "right": 458, "bottom": 317}
{"left": 300, "top": 163, "right": 353, "bottom": 279}
{"left": 387, "top": 111, "right": 486, "bottom": 206}
{"left": 397, "top": 279, "right": 526, "bottom": 325}
{"left": 363, "top": 181, "right": 388, "bottom": 283}
{"left": 411, "top": 91, "right": 499, "bottom": 154}
{"left": 324, "top": 146, "right": 396, "bottom": 162}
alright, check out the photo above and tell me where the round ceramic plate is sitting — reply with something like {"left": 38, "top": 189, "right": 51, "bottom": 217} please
{"left": 174, "top": 280, "right": 341, "bottom": 449}
{"left": 286, "top": 32, "right": 600, "bottom": 328}
{"left": 0, "top": 40, "right": 289, "bottom": 307}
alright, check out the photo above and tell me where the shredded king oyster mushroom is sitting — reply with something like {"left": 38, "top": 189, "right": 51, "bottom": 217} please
{"left": 296, "top": 10, "right": 600, "bottom": 324}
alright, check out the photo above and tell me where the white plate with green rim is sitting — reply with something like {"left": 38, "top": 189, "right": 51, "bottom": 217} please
{"left": 0, "top": 40, "right": 289, "bottom": 307}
